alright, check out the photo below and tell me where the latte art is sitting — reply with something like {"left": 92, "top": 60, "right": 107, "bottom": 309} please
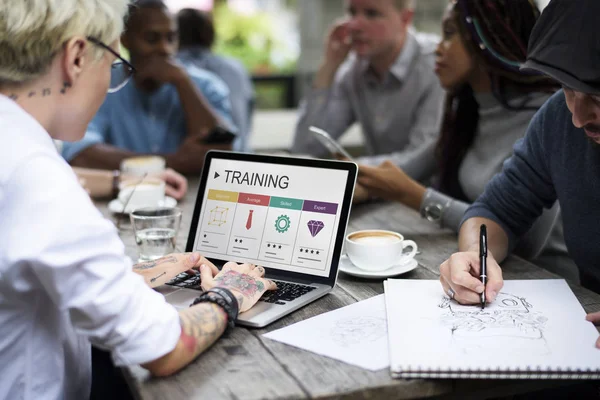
{"left": 348, "top": 231, "right": 402, "bottom": 245}
{"left": 350, "top": 235, "right": 401, "bottom": 245}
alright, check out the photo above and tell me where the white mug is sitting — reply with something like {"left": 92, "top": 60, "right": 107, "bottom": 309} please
{"left": 345, "top": 230, "right": 418, "bottom": 272}
{"left": 120, "top": 156, "right": 166, "bottom": 177}
{"left": 118, "top": 178, "right": 165, "bottom": 213}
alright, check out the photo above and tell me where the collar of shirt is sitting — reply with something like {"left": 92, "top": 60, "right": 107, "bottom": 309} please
{"left": 360, "top": 31, "right": 418, "bottom": 86}
{"left": 178, "top": 46, "right": 211, "bottom": 63}
{"left": 0, "top": 95, "right": 56, "bottom": 151}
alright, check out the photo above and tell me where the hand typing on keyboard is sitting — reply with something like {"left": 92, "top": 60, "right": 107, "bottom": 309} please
{"left": 258, "top": 281, "right": 317, "bottom": 305}
{"left": 133, "top": 252, "right": 219, "bottom": 288}
{"left": 199, "top": 262, "right": 278, "bottom": 312}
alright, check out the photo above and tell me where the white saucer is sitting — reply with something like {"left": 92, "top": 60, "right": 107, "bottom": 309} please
{"left": 338, "top": 254, "right": 419, "bottom": 279}
{"left": 108, "top": 196, "right": 177, "bottom": 214}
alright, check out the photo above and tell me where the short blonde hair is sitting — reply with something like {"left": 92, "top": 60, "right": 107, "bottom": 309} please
{"left": 0, "top": 0, "right": 130, "bottom": 86}
{"left": 394, "top": 0, "right": 415, "bottom": 9}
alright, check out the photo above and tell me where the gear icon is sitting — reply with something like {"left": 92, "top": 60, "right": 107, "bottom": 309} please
{"left": 275, "top": 215, "right": 291, "bottom": 233}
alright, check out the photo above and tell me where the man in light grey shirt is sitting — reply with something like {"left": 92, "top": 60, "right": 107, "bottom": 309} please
{"left": 292, "top": 0, "right": 444, "bottom": 165}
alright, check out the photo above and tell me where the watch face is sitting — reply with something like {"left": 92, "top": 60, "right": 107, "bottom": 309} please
{"left": 425, "top": 204, "right": 443, "bottom": 221}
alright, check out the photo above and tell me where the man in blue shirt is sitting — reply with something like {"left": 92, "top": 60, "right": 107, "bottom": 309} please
{"left": 177, "top": 8, "right": 255, "bottom": 153}
{"left": 438, "top": 0, "right": 600, "bottom": 344}
{"left": 63, "top": 0, "right": 236, "bottom": 174}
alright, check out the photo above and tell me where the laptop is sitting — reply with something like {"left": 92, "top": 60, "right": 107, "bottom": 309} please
{"left": 162, "top": 151, "right": 357, "bottom": 327}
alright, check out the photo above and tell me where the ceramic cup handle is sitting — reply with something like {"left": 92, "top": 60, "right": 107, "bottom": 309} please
{"left": 401, "top": 240, "right": 418, "bottom": 260}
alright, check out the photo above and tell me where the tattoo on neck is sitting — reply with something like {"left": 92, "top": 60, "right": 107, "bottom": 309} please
{"left": 213, "top": 270, "right": 265, "bottom": 298}
{"left": 7, "top": 88, "right": 52, "bottom": 101}
{"left": 60, "top": 82, "right": 72, "bottom": 94}
{"left": 133, "top": 255, "right": 178, "bottom": 270}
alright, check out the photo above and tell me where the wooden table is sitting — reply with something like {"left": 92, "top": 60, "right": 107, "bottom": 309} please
{"left": 97, "top": 179, "right": 600, "bottom": 400}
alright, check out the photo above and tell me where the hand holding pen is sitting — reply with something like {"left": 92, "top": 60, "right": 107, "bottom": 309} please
{"left": 479, "top": 224, "right": 488, "bottom": 309}
{"left": 439, "top": 223, "right": 503, "bottom": 306}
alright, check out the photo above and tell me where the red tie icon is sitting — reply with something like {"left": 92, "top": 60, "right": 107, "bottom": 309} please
{"left": 246, "top": 210, "right": 253, "bottom": 230}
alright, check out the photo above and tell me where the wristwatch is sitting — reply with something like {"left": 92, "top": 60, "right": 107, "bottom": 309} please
{"left": 423, "top": 203, "right": 444, "bottom": 223}
{"left": 420, "top": 189, "right": 452, "bottom": 227}
{"left": 191, "top": 287, "right": 239, "bottom": 333}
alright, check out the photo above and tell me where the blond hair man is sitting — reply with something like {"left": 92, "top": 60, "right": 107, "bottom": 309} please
{"left": 0, "top": 1, "right": 274, "bottom": 399}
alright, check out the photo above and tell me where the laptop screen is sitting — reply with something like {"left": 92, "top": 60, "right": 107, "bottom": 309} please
{"left": 191, "top": 156, "right": 351, "bottom": 279}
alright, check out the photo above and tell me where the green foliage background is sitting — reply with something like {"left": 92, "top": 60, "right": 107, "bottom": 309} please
{"left": 212, "top": 1, "right": 297, "bottom": 74}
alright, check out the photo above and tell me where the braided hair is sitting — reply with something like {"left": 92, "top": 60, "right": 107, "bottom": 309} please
{"left": 435, "top": 0, "right": 558, "bottom": 200}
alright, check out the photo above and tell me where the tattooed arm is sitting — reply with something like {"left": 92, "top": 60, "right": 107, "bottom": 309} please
{"left": 201, "top": 263, "right": 277, "bottom": 312}
{"left": 142, "top": 302, "right": 227, "bottom": 377}
{"left": 141, "top": 262, "right": 277, "bottom": 376}
{"left": 132, "top": 253, "right": 219, "bottom": 287}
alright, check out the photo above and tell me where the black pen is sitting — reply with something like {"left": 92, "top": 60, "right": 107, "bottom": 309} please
{"left": 479, "top": 224, "right": 487, "bottom": 309}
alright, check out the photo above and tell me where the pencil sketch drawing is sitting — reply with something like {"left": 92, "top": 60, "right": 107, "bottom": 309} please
{"left": 438, "top": 292, "right": 550, "bottom": 355}
{"left": 330, "top": 316, "right": 387, "bottom": 347}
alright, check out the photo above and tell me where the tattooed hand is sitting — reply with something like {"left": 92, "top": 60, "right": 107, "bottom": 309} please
{"left": 200, "top": 262, "right": 277, "bottom": 313}
{"left": 133, "top": 252, "right": 219, "bottom": 288}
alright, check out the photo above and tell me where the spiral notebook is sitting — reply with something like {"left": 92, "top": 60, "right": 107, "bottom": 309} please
{"left": 384, "top": 279, "right": 600, "bottom": 379}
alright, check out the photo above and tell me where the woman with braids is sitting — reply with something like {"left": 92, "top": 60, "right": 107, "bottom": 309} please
{"left": 357, "top": 0, "right": 574, "bottom": 275}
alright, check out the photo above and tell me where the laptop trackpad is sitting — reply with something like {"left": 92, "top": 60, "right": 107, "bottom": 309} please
{"left": 165, "top": 289, "right": 199, "bottom": 309}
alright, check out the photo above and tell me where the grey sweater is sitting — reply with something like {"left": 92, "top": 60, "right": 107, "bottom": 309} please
{"left": 412, "top": 92, "right": 549, "bottom": 230}
{"left": 464, "top": 91, "right": 599, "bottom": 292}
{"left": 408, "top": 92, "right": 570, "bottom": 267}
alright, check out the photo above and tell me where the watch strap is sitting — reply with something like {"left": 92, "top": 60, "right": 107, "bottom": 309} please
{"left": 420, "top": 188, "right": 453, "bottom": 227}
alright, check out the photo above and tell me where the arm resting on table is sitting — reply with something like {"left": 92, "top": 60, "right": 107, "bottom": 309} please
{"left": 70, "top": 143, "right": 136, "bottom": 170}
{"left": 142, "top": 304, "right": 227, "bottom": 377}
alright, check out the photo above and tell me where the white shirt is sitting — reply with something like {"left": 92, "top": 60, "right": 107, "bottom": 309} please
{"left": 0, "top": 96, "right": 181, "bottom": 400}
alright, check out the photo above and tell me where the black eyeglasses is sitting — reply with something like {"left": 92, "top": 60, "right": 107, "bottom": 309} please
{"left": 87, "top": 36, "right": 136, "bottom": 93}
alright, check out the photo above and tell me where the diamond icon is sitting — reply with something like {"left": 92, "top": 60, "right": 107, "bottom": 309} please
{"left": 307, "top": 220, "right": 325, "bottom": 237}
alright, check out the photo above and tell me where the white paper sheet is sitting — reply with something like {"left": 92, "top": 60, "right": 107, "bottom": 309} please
{"left": 385, "top": 279, "right": 600, "bottom": 376}
{"left": 263, "top": 295, "right": 389, "bottom": 371}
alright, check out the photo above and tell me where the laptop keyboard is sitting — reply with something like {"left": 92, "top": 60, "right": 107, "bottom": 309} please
{"left": 166, "top": 273, "right": 317, "bottom": 305}
{"left": 167, "top": 272, "right": 202, "bottom": 289}
{"left": 260, "top": 281, "right": 317, "bottom": 304}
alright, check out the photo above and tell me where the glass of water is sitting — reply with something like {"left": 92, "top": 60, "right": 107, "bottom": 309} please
{"left": 130, "top": 207, "right": 182, "bottom": 261}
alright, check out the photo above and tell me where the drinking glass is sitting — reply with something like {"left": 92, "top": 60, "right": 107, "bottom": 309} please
{"left": 130, "top": 207, "right": 182, "bottom": 261}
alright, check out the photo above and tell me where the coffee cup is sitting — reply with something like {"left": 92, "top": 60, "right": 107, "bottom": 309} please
{"left": 120, "top": 156, "right": 166, "bottom": 177}
{"left": 345, "top": 230, "right": 417, "bottom": 272}
{"left": 118, "top": 178, "right": 165, "bottom": 212}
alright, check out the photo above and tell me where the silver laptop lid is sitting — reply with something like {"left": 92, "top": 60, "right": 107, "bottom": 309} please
{"left": 185, "top": 151, "right": 357, "bottom": 287}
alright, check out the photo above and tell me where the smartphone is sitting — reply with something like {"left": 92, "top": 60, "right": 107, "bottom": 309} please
{"left": 203, "top": 126, "right": 237, "bottom": 145}
{"left": 309, "top": 126, "right": 355, "bottom": 161}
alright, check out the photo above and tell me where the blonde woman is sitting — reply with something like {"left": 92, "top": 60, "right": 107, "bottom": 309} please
{"left": 0, "top": 2, "right": 275, "bottom": 399}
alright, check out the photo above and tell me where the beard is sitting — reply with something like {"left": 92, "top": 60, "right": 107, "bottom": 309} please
{"left": 583, "top": 124, "right": 600, "bottom": 148}
{"left": 586, "top": 136, "right": 600, "bottom": 149}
